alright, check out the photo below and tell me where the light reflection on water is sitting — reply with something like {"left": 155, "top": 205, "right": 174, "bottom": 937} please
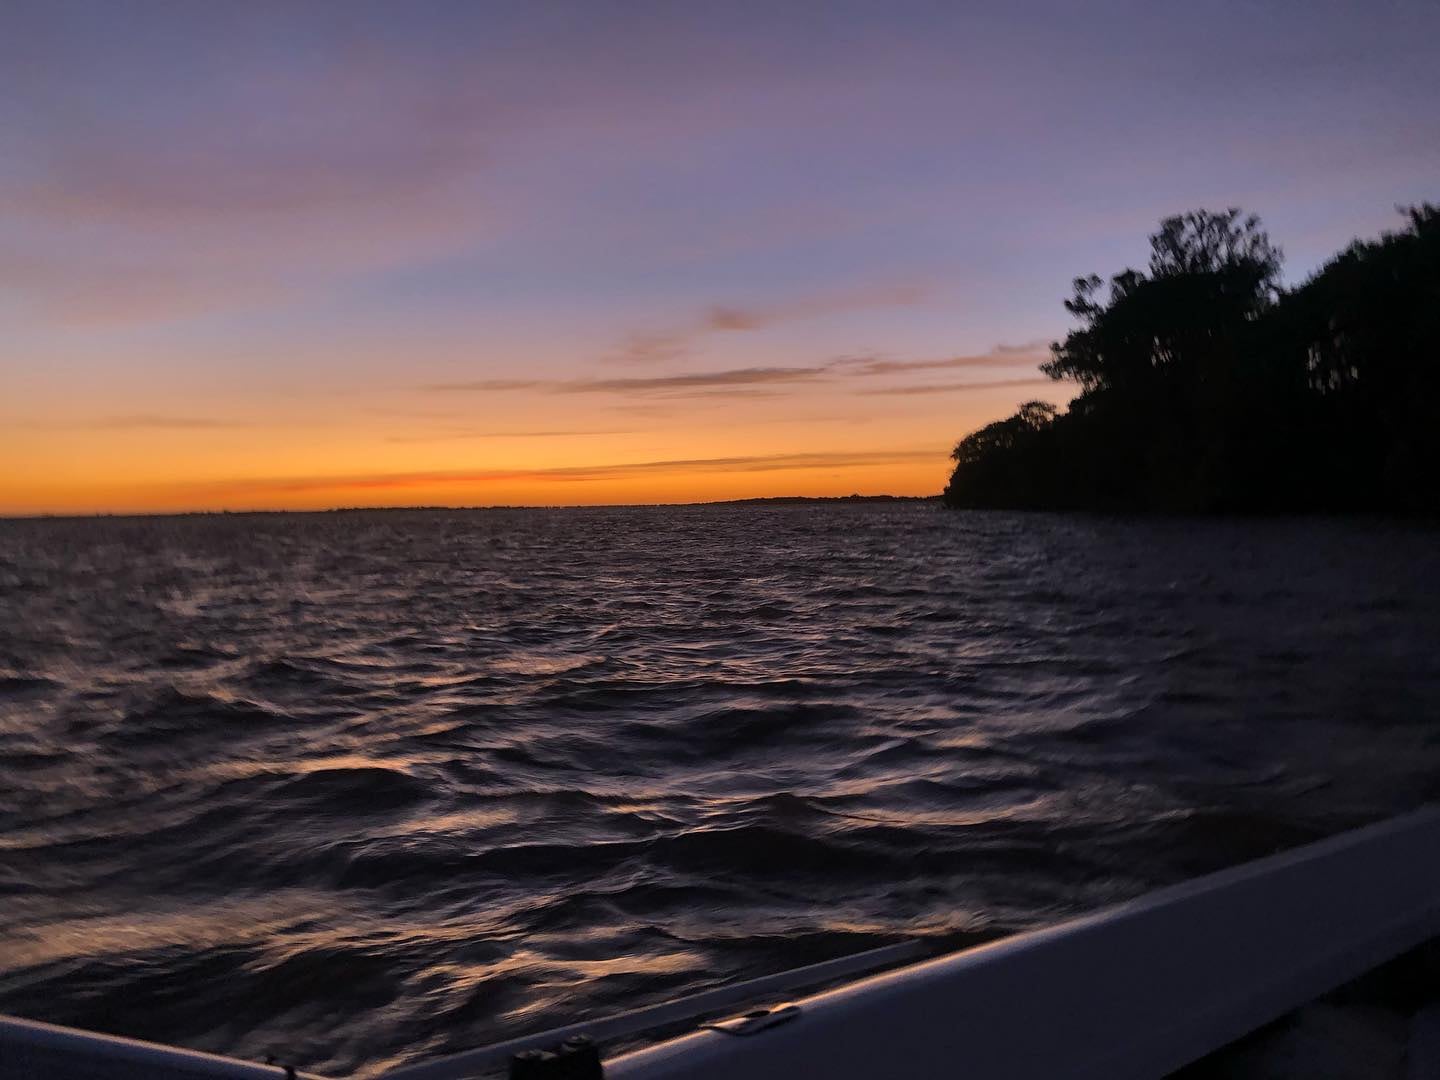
{"left": 1, "top": 505, "right": 1438, "bottom": 1075}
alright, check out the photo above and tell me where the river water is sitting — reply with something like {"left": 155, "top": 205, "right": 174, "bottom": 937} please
{"left": 2, "top": 505, "right": 1438, "bottom": 1075}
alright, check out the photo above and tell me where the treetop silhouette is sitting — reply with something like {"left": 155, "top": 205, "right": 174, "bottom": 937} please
{"left": 945, "top": 205, "right": 1439, "bottom": 513}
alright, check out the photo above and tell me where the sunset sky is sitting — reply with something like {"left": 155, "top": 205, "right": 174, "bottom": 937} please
{"left": 3, "top": 2, "right": 1437, "bottom": 514}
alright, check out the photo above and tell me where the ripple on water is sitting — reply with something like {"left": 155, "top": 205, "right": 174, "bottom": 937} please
{"left": 0, "top": 505, "right": 1437, "bottom": 1076}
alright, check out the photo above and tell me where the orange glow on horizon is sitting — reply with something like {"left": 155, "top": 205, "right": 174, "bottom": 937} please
{"left": 2, "top": 452, "right": 954, "bottom": 516}
{"left": 4, "top": 371, "right": 1059, "bottom": 516}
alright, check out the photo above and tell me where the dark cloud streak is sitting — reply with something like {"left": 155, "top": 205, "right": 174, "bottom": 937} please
{"left": 859, "top": 377, "right": 1055, "bottom": 395}
{"left": 424, "top": 365, "right": 827, "bottom": 396}
{"left": 385, "top": 428, "right": 634, "bottom": 444}
{"left": 607, "top": 285, "right": 928, "bottom": 364}
{"left": 424, "top": 342, "right": 1051, "bottom": 399}
{"left": 12, "top": 414, "right": 253, "bottom": 431}
{"left": 175, "top": 448, "right": 947, "bottom": 498}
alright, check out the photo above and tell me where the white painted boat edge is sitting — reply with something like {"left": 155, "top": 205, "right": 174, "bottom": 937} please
{"left": 378, "top": 939, "right": 933, "bottom": 1080}
{"left": 607, "top": 804, "right": 1440, "bottom": 1080}
{"left": 0, "top": 1012, "right": 322, "bottom": 1080}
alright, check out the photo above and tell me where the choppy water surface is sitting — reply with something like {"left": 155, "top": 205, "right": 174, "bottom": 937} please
{"left": 2, "top": 505, "right": 1439, "bottom": 1075}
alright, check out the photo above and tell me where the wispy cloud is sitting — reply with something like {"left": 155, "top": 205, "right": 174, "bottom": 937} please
{"left": 92, "top": 415, "right": 251, "bottom": 430}
{"left": 831, "top": 342, "right": 1050, "bottom": 377}
{"left": 0, "top": 209, "right": 474, "bottom": 325}
{"left": 0, "top": 46, "right": 499, "bottom": 325}
{"left": 167, "top": 448, "right": 946, "bottom": 499}
{"left": 993, "top": 339, "right": 1051, "bottom": 354}
{"left": 0, "top": 253, "right": 280, "bottom": 325}
{"left": 12, "top": 42, "right": 490, "bottom": 226}
{"left": 385, "top": 428, "right": 633, "bottom": 444}
{"left": 606, "top": 333, "right": 692, "bottom": 366}
{"left": 567, "top": 366, "right": 827, "bottom": 394}
{"left": 425, "top": 342, "right": 1050, "bottom": 399}
{"left": 422, "top": 379, "right": 546, "bottom": 392}
{"left": 25, "top": 135, "right": 484, "bottom": 225}
{"left": 424, "top": 365, "right": 827, "bottom": 397}
{"left": 699, "top": 285, "right": 927, "bottom": 333}
{"left": 606, "top": 285, "right": 928, "bottom": 364}
{"left": 859, "top": 377, "right": 1055, "bottom": 395}
{"left": 12, "top": 414, "right": 251, "bottom": 431}
{"left": 3, "top": 34, "right": 927, "bottom": 331}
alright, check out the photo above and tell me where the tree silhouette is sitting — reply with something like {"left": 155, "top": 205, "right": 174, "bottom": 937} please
{"left": 1042, "top": 209, "right": 1281, "bottom": 395}
{"left": 945, "top": 205, "right": 1439, "bottom": 514}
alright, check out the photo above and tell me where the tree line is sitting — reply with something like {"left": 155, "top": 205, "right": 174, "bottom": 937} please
{"left": 943, "top": 205, "right": 1440, "bottom": 513}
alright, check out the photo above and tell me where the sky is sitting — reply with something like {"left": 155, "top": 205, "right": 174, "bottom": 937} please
{"left": 2, "top": 1, "right": 1437, "bottom": 514}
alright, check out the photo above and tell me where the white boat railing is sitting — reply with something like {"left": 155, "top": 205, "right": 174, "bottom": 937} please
{"left": 0, "top": 1011, "right": 322, "bottom": 1080}
{"left": 377, "top": 937, "right": 938, "bottom": 1080}
{"left": 606, "top": 804, "right": 1440, "bottom": 1080}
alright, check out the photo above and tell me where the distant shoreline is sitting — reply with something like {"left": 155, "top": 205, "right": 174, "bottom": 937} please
{"left": 0, "top": 494, "right": 941, "bottom": 523}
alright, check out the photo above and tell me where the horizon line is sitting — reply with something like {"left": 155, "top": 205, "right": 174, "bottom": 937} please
{"left": 0, "top": 493, "right": 943, "bottom": 523}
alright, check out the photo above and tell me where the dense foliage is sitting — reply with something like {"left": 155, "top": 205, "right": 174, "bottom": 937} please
{"left": 944, "top": 206, "right": 1440, "bottom": 513}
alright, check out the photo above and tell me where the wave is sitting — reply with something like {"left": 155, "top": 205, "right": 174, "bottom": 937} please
{"left": 1, "top": 505, "right": 1438, "bottom": 1076}
{"left": 271, "top": 766, "right": 431, "bottom": 815}
{"left": 101, "top": 690, "right": 289, "bottom": 746}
